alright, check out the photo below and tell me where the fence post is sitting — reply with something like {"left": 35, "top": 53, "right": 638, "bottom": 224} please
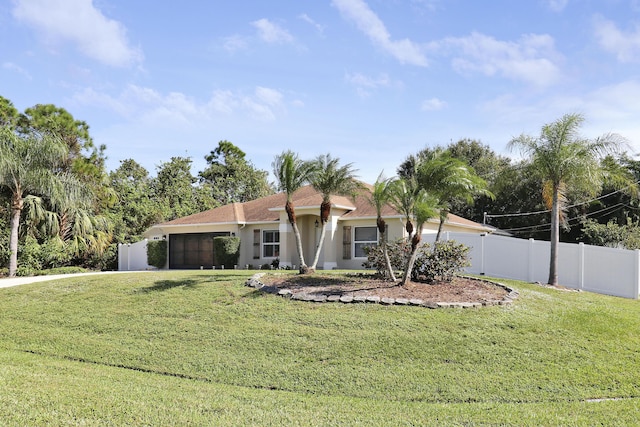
{"left": 635, "top": 250, "right": 640, "bottom": 300}
{"left": 528, "top": 238, "right": 535, "bottom": 282}
{"left": 578, "top": 243, "right": 585, "bottom": 290}
{"left": 480, "top": 233, "right": 485, "bottom": 275}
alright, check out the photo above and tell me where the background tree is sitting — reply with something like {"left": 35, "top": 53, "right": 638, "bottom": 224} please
{"left": 199, "top": 140, "right": 273, "bottom": 205}
{"left": 508, "top": 113, "right": 633, "bottom": 285}
{"left": 16, "top": 104, "right": 113, "bottom": 212}
{"left": 309, "top": 154, "right": 361, "bottom": 272}
{"left": 0, "top": 96, "right": 19, "bottom": 127}
{"left": 272, "top": 151, "right": 317, "bottom": 273}
{"left": 0, "top": 126, "right": 91, "bottom": 276}
{"left": 108, "top": 159, "right": 164, "bottom": 242}
{"left": 153, "top": 156, "right": 214, "bottom": 221}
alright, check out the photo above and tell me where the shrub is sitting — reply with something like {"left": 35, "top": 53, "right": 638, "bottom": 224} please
{"left": 40, "top": 237, "right": 73, "bottom": 269}
{"left": 413, "top": 240, "right": 471, "bottom": 283}
{"left": 17, "top": 235, "right": 42, "bottom": 274}
{"left": 363, "top": 239, "right": 470, "bottom": 283}
{"left": 362, "top": 239, "right": 410, "bottom": 278}
{"left": 146, "top": 240, "right": 167, "bottom": 269}
{"left": 214, "top": 236, "right": 241, "bottom": 269}
{"left": 40, "top": 267, "right": 89, "bottom": 276}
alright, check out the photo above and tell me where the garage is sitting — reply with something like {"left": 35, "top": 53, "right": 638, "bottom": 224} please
{"left": 168, "top": 232, "right": 230, "bottom": 269}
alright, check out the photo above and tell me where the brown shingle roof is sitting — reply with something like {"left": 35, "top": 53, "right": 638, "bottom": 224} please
{"left": 156, "top": 184, "right": 486, "bottom": 231}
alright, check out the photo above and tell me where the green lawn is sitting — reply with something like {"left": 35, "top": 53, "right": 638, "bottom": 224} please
{"left": 0, "top": 270, "right": 639, "bottom": 426}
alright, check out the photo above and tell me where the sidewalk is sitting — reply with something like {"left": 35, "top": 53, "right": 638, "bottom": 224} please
{"left": 0, "top": 271, "right": 135, "bottom": 289}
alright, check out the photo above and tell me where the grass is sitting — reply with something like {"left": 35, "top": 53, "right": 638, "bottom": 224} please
{"left": 0, "top": 270, "right": 639, "bottom": 425}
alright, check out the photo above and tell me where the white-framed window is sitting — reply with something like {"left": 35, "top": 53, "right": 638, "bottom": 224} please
{"left": 354, "top": 226, "right": 378, "bottom": 258}
{"left": 262, "top": 230, "right": 280, "bottom": 258}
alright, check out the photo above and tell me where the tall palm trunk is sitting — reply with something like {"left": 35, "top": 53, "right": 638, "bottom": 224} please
{"left": 378, "top": 217, "right": 396, "bottom": 281}
{"left": 286, "top": 200, "right": 308, "bottom": 273}
{"left": 401, "top": 233, "right": 421, "bottom": 285}
{"left": 309, "top": 200, "right": 331, "bottom": 271}
{"left": 310, "top": 221, "right": 327, "bottom": 271}
{"left": 548, "top": 185, "right": 560, "bottom": 286}
{"left": 435, "top": 210, "right": 447, "bottom": 242}
{"left": 8, "top": 194, "right": 23, "bottom": 277}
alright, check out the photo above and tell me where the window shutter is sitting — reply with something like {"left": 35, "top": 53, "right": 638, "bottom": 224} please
{"left": 343, "top": 226, "right": 351, "bottom": 259}
{"left": 253, "top": 229, "right": 260, "bottom": 259}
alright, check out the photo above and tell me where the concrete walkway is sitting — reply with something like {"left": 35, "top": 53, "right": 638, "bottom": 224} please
{"left": 0, "top": 271, "right": 138, "bottom": 289}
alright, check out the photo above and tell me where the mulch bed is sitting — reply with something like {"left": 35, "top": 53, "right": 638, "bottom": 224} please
{"left": 260, "top": 274, "right": 510, "bottom": 304}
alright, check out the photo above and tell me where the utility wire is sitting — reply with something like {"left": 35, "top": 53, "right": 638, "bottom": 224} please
{"left": 502, "top": 203, "right": 625, "bottom": 234}
{"left": 485, "top": 183, "right": 638, "bottom": 219}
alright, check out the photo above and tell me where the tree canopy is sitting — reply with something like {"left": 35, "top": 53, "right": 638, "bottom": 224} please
{"left": 199, "top": 140, "right": 273, "bottom": 205}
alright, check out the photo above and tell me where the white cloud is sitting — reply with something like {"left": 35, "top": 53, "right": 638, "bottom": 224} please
{"left": 299, "top": 13, "right": 325, "bottom": 35}
{"left": 255, "top": 86, "right": 283, "bottom": 106}
{"left": 421, "top": 97, "right": 446, "bottom": 111}
{"left": 2, "top": 62, "right": 32, "bottom": 80}
{"left": 12, "top": 0, "right": 143, "bottom": 68}
{"left": 332, "top": 0, "right": 428, "bottom": 66}
{"left": 74, "top": 85, "right": 287, "bottom": 124}
{"left": 345, "top": 72, "right": 391, "bottom": 88}
{"left": 251, "top": 18, "right": 294, "bottom": 44}
{"left": 345, "top": 72, "right": 399, "bottom": 98}
{"left": 436, "top": 32, "right": 562, "bottom": 87}
{"left": 593, "top": 15, "right": 640, "bottom": 63}
{"left": 222, "top": 35, "right": 249, "bottom": 52}
{"left": 545, "top": 0, "right": 569, "bottom": 13}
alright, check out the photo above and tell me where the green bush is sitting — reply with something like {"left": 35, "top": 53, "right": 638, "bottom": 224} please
{"left": 146, "top": 240, "right": 167, "bottom": 269}
{"left": 40, "top": 266, "right": 89, "bottom": 275}
{"left": 214, "top": 236, "right": 241, "bottom": 269}
{"left": 40, "top": 237, "right": 73, "bottom": 269}
{"left": 412, "top": 240, "right": 471, "bottom": 283}
{"left": 362, "top": 239, "right": 410, "bottom": 277}
{"left": 17, "top": 235, "right": 42, "bottom": 274}
{"left": 363, "top": 239, "right": 470, "bottom": 283}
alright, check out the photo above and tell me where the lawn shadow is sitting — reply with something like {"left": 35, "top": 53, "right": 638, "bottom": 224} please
{"left": 138, "top": 279, "right": 199, "bottom": 293}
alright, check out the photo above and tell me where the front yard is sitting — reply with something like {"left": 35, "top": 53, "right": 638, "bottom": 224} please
{"left": 0, "top": 270, "right": 639, "bottom": 425}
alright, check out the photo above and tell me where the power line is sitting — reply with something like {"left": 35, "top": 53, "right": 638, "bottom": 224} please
{"left": 502, "top": 203, "right": 625, "bottom": 234}
{"left": 485, "top": 184, "right": 638, "bottom": 220}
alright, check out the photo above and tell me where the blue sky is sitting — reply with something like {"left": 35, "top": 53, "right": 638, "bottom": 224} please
{"left": 2, "top": 0, "right": 640, "bottom": 184}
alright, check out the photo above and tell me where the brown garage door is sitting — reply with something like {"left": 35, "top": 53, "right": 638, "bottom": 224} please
{"left": 169, "top": 232, "right": 230, "bottom": 269}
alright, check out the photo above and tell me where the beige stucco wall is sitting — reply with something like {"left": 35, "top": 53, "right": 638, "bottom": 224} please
{"left": 336, "top": 218, "right": 405, "bottom": 270}
{"left": 145, "top": 213, "right": 487, "bottom": 271}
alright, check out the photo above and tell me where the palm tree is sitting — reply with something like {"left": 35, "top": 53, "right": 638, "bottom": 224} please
{"left": 0, "top": 126, "right": 90, "bottom": 277}
{"left": 508, "top": 113, "right": 630, "bottom": 285}
{"left": 417, "top": 151, "right": 493, "bottom": 242}
{"left": 400, "top": 191, "right": 438, "bottom": 285}
{"left": 272, "top": 151, "right": 317, "bottom": 273}
{"left": 388, "top": 176, "right": 421, "bottom": 241}
{"left": 309, "top": 154, "right": 361, "bottom": 272}
{"left": 366, "top": 173, "right": 397, "bottom": 281}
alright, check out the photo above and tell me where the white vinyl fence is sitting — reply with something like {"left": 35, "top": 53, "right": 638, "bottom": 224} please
{"left": 118, "top": 240, "right": 152, "bottom": 271}
{"left": 425, "top": 232, "right": 640, "bottom": 299}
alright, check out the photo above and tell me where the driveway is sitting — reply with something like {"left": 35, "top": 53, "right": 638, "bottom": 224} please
{"left": 0, "top": 271, "right": 139, "bottom": 289}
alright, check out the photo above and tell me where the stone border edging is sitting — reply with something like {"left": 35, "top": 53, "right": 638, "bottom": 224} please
{"left": 245, "top": 273, "right": 518, "bottom": 309}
